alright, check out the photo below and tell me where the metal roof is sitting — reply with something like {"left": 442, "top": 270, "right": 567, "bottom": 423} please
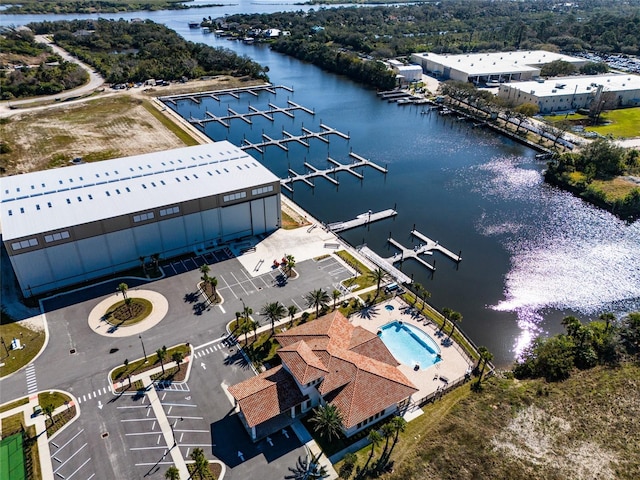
{"left": 414, "top": 50, "right": 585, "bottom": 77}
{"left": 0, "top": 142, "right": 280, "bottom": 241}
{"left": 501, "top": 73, "right": 640, "bottom": 97}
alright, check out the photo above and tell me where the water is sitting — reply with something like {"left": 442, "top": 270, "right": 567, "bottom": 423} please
{"left": 5, "top": 8, "right": 640, "bottom": 367}
{"left": 379, "top": 321, "right": 441, "bottom": 370}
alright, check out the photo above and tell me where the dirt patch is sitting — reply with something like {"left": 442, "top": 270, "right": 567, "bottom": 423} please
{"left": 492, "top": 404, "right": 617, "bottom": 479}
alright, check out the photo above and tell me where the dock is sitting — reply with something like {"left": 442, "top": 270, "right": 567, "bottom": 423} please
{"left": 385, "top": 229, "right": 462, "bottom": 273}
{"left": 357, "top": 246, "right": 413, "bottom": 285}
{"left": 188, "top": 100, "right": 315, "bottom": 128}
{"left": 159, "top": 84, "right": 293, "bottom": 105}
{"left": 241, "top": 124, "right": 350, "bottom": 154}
{"left": 280, "top": 153, "right": 388, "bottom": 192}
{"left": 327, "top": 209, "right": 397, "bottom": 232}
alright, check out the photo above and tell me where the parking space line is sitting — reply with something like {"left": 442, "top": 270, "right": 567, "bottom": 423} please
{"left": 175, "top": 429, "right": 209, "bottom": 433}
{"left": 146, "top": 408, "right": 151, "bottom": 417}
{"left": 151, "top": 420, "right": 156, "bottom": 430}
{"left": 167, "top": 406, "right": 172, "bottom": 415}
{"left": 239, "top": 269, "right": 261, "bottom": 291}
{"left": 185, "top": 447, "right": 191, "bottom": 458}
{"left": 51, "top": 429, "right": 84, "bottom": 453}
{"left": 162, "top": 403, "right": 198, "bottom": 407}
{"left": 65, "top": 457, "right": 91, "bottom": 480}
{"left": 125, "top": 432, "right": 162, "bottom": 436}
{"left": 130, "top": 446, "right": 167, "bottom": 451}
{"left": 87, "top": 473, "right": 95, "bottom": 480}
{"left": 157, "top": 434, "right": 161, "bottom": 445}
{"left": 117, "top": 405, "right": 150, "bottom": 409}
{"left": 228, "top": 271, "right": 249, "bottom": 295}
{"left": 168, "top": 415, "right": 203, "bottom": 420}
{"left": 135, "top": 462, "right": 174, "bottom": 466}
{"left": 53, "top": 443, "right": 87, "bottom": 473}
{"left": 121, "top": 418, "right": 155, "bottom": 422}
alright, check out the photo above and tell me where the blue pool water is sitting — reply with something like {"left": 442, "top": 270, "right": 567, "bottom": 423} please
{"left": 378, "top": 321, "right": 441, "bottom": 370}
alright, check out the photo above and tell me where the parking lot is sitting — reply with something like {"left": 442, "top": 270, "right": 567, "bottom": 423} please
{"left": 50, "top": 427, "right": 96, "bottom": 480}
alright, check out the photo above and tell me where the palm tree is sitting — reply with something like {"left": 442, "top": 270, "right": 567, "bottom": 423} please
{"left": 475, "top": 346, "right": 493, "bottom": 387}
{"left": 380, "top": 421, "right": 396, "bottom": 461}
{"left": 124, "top": 296, "right": 133, "bottom": 316}
{"left": 172, "top": 351, "right": 184, "bottom": 371}
{"left": 239, "top": 318, "right": 252, "bottom": 344}
{"left": 151, "top": 253, "right": 160, "bottom": 272}
{"left": 251, "top": 319, "right": 260, "bottom": 342}
{"left": 363, "top": 429, "right": 382, "bottom": 473}
{"left": 118, "top": 282, "right": 128, "bottom": 300}
{"left": 285, "top": 254, "right": 296, "bottom": 276}
{"left": 387, "top": 416, "right": 407, "bottom": 457}
{"left": 165, "top": 465, "right": 180, "bottom": 480}
{"left": 285, "top": 452, "right": 328, "bottom": 480}
{"left": 199, "top": 264, "right": 210, "bottom": 277}
{"left": 368, "top": 268, "right": 386, "bottom": 297}
{"left": 190, "top": 448, "right": 208, "bottom": 480}
{"left": 309, "top": 404, "right": 344, "bottom": 442}
{"left": 332, "top": 289, "right": 341, "bottom": 310}
{"left": 210, "top": 276, "right": 218, "bottom": 301}
{"left": 261, "top": 301, "right": 287, "bottom": 334}
{"left": 420, "top": 287, "right": 431, "bottom": 310}
{"left": 449, "top": 311, "right": 462, "bottom": 338}
{"left": 157, "top": 346, "right": 167, "bottom": 374}
{"left": 287, "top": 305, "right": 298, "bottom": 327}
{"left": 413, "top": 283, "right": 422, "bottom": 306}
{"left": 305, "top": 289, "right": 330, "bottom": 318}
{"left": 441, "top": 307, "right": 452, "bottom": 333}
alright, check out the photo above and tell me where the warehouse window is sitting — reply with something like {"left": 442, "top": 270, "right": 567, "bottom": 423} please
{"left": 160, "top": 206, "right": 180, "bottom": 217}
{"left": 223, "top": 191, "right": 247, "bottom": 202}
{"left": 252, "top": 186, "right": 274, "bottom": 195}
{"left": 45, "top": 231, "right": 70, "bottom": 243}
{"left": 12, "top": 238, "right": 38, "bottom": 250}
{"left": 133, "top": 212, "right": 155, "bottom": 223}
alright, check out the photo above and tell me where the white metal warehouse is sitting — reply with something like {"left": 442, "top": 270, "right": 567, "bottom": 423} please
{"left": 1, "top": 142, "right": 282, "bottom": 298}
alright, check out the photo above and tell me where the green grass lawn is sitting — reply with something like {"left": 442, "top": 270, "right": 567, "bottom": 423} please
{"left": 0, "top": 321, "right": 46, "bottom": 378}
{"left": 545, "top": 107, "right": 640, "bottom": 138}
{"left": 110, "top": 344, "right": 190, "bottom": 382}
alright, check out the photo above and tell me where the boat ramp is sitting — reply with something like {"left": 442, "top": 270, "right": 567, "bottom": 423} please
{"left": 327, "top": 209, "right": 397, "bottom": 233}
{"left": 280, "top": 152, "right": 387, "bottom": 192}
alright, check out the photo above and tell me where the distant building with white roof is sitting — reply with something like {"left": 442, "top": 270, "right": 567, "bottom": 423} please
{"left": 411, "top": 50, "right": 586, "bottom": 84}
{"left": 1, "top": 142, "right": 281, "bottom": 297}
{"left": 497, "top": 74, "right": 640, "bottom": 113}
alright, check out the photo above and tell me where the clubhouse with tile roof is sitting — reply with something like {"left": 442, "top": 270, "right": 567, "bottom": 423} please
{"left": 228, "top": 311, "right": 418, "bottom": 442}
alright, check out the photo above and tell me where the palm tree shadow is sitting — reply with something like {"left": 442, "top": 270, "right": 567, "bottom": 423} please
{"left": 356, "top": 304, "right": 380, "bottom": 320}
{"left": 223, "top": 350, "right": 250, "bottom": 369}
{"left": 184, "top": 292, "right": 199, "bottom": 304}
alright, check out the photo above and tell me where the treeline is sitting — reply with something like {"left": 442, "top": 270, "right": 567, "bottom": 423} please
{"left": 272, "top": 39, "right": 396, "bottom": 90}
{"left": 227, "top": 0, "right": 640, "bottom": 61}
{"left": 514, "top": 311, "right": 640, "bottom": 382}
{"left": 545, "top": 139, "right": 640, "bottom": 220}
{"left": 0, "top": 28, "right": 88, "bottom": 99}
{"left": 0, "top": 1, "right": 192, "bottom": 14}
{"left": 28, "top": 19, "right": 269, "bottom": 84}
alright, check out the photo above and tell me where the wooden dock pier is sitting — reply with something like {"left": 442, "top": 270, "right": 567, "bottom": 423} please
{"left": 188, "top": 100, "right": 315, "bottom": 128}
{"left": 327, "top": 209, "right": 397, "bottom": 232}
{"left": 280, "top": 153, "right": 387, "bottom": 192}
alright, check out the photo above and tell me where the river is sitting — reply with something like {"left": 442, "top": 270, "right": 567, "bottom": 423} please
{"left": 5, "top": 5, "right": 640, "bottom": 366}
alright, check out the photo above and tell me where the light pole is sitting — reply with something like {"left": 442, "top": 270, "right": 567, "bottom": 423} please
{"left": 139, "top": 334, "right": 147, "bottom": 363}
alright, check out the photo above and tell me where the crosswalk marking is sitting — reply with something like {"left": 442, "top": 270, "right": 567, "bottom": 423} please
{"left": 25, "top": 364, "right": 38, "bottom": 394}
{"left": 77, "top": 386, "right": 110, "bottom": 404}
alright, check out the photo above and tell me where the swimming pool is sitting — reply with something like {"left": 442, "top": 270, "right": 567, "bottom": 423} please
{"left": 378, "top": 321, "right": 441, "bottom": 370}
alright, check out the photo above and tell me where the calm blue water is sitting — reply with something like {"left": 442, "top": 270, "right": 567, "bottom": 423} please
{"left": 6, "top": 8, "right": 640, "bottom": 366}
{"left": 379, "top": 321, "right": 441, "bottom": 370}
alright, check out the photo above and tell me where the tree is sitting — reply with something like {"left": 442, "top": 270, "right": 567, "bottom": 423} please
{"left": 515, "top": 102, "right": 539, "bottom": 117}
{"left": 388, "top": 415, "right": 406, "bottom": 455}
{"left": 118, "top": 282, "right": 128, "bottom": 300}
{"left": 305, "top": 289, "right": 330, "bottom": 318}
{"left": 332, "top": 289, "right": 341, "bottom": 310}
{"left": 448, "top": 311, "right": 463, "bottom": 338}
{"left": 261, "top": 301, "right": 287, "bottom": 334}
{"left": 165, "top": 465, "right": 180, "bottom": 480}
{"left": 475, "top": 346, "right": 493, "bottom": 387}
{"left": 172, "top": 351, "right": 184, "bottom": 371}
{"left": 209, "top": 276, "right": 218, "bottom": 301}
{"left": 368, "top": 268, "right": 386, "bottom": 296}
{"left": 309, "top": 404, "right": 344, "bottom": 442}
{"left": 157, "top": 346, "right": 167, "bottom": 374}
{"left": 379, "top": 421, "right": 396, "bottom": 462}
{"left": 190, "top": 448, "right": 208, "bottom": 480}
{"left": 285, "top": 254, "right": 296, "bottom": 276}
{"left": 239, "top": 317, "right": 253, "bottom": 344}
{"left": 363, "top": 429, "right": 382, "bottom": 473}
{"left": 285, "top": 452, "right": 328, "bottom": 480}
{"left": 124, "top": 296, "right": 133, "bottom": 316}
{"left": 287, "top": 304, "right": 298, "bottom": 327}
{"left": 42, "top": 403, "right": 55, "bottom": 426}
{"left": 339, "top": 453, "right": 357, "bottom": 479}
{"left": 441, "top": 307, "right": 452, "bottom": 333}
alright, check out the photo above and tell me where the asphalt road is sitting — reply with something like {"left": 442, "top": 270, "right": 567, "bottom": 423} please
{"left": 0, "top": 250, "right": 351, "bottom": 478}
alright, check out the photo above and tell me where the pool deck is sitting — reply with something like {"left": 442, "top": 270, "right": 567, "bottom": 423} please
{"left": 349, "top": 297, "right": 474, "bottom": 407}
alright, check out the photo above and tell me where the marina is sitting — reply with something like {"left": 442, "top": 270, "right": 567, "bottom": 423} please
{"left": 240, "top": 124, "right": 351, "bottom": 154}
{"left": 159, "top": 84, "right": 293, "bottom": 106}
{"left": 280, "top": 152, "right": 388, "bottom": 192}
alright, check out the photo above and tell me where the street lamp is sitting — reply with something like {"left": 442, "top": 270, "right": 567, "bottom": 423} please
{"left": 139, "top": 335, "right": 148, "bottom": 363}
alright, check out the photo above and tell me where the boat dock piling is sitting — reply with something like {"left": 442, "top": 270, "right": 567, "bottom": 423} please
{"left": 327, "top": 208, "right": 398, "bottom": 233}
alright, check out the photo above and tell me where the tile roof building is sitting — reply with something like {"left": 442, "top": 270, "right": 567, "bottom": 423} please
{"left": 228, "top": 311, "right": 417, "bottom": 441}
